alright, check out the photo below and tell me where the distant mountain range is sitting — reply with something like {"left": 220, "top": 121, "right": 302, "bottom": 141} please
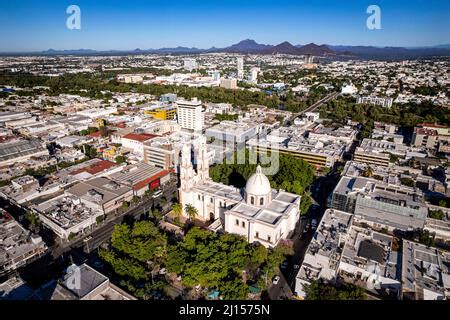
{"left": 3, "top": 39, "right": 450, "bottom": 60}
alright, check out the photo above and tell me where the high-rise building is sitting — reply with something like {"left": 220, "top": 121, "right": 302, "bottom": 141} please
{"left": 237, "top": 57, "right": 244, "bottom": 79}
{"left": 249, "top": 67, "right": 259, "bottom": 84}
{"left": 176, "top": 98, "right": 204, "bottom": 132}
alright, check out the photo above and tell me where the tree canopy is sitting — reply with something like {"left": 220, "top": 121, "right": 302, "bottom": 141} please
{"left": 304, "top": 279, "right": 367, "bottom": 300}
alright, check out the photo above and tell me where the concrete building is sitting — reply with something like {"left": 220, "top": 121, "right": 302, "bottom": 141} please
{"left": 353, "top": 138, "right": 408, "bottom": 167}
{"left": 205, "top": 121, "right": 258, "bottom": 144}
{"left": 121, "top": 133, "right": 158, "bottom": 155}
{"left": 176, "top": 98, "right": 204, "bottom": 132}
{"left": 33, "top": 194, "right": 104, "bottom": 240}
{"left": 330, "top": 176, "right": 428, "bottom": 231}
{"left": 30, "top": 264, "right": 136, "bottom": 300}
{"left": 295, "top": 209, "right": 402, "bottom": 299}
{"left": 237, "top": 57, "right": 244, "bottom": 79}
{"left": 247, "top": 125, "right": 356, "bottom": 168}
{"left": 220, "top": 78, "right": 237, "bottom": 90}
{"left": 0, "top": 139, "right": 48, "bottom": 169}
{"left": 144, "top": 104, "right": 177, "bottom": 120}
{"left": 66, "top": 177, "right": 133, "bottom": 215}
{"left": 295, "top": 209, "right": 353, "bottom": 298}
{"left": 0, "top": 209, "right": 47, "bottom": 274}
{"left": 357, "top": 95, "right": 394, "bottom": 108}
{"left": 401, "top": 240, "right": 450, "bottom": 300}
{"left": 412, "top": 123, "right": 450, "bottom": 151}
{"left": 109, "top": 162, "right": 171, "bottom": 196}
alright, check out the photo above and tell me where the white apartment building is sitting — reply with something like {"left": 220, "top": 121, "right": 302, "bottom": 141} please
{"left": 176, "top": 98, "right": 204, "bottom": 132}
{"left": 237, "top": 57, "right": 244, "bottom": 79}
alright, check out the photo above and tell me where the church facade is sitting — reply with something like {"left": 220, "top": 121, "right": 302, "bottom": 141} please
{"left": 179, "top": 137, "right": 301, "bottom": 248}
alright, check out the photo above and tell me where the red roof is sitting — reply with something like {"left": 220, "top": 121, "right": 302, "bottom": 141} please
{"left": 69, "top": 159, "right": 117, "bottom": 176}
{"left": 417, "top": 123, "right": 447, "bottom": 129}
{"left": 113, "top": 122, "right": 127, "bottom": 128}
{"left": 87, "top": 131, "right": 102, "bottom": 138}
{"left": 123, "top": 133, "right": 158, "bottom": 142}
{"left": 133, "top": 170, "right": 171, "bottom": 190}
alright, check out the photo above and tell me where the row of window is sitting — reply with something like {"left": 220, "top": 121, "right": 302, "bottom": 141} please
{"left": 250, "top": 196, "right": 264, "bottom": 206}
{"left": 197, "top": 194, "right": 226, "bottom": 207}
{"left": 234, "top": 219, "right": 278, "bottom": 243}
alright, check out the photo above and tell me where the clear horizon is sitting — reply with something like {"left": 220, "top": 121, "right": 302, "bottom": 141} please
{"left": 1, "top": 0, "right": 450, "bottom": 52}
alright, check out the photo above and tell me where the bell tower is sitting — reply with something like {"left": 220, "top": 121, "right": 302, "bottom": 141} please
{"left": 180, "top": 143, "right": 195, "bottom": 191}
{"left": 196, "top": 138, "right": 209, "bottom": 183}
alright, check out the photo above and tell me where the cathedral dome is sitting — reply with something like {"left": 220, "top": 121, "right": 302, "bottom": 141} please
{"left": 245, "top": 165, "right": 272, "bottom": 197}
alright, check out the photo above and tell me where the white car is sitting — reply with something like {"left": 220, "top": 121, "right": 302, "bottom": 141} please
{"left": 152, "top": 190, "right": 163, "bottom": 198}
{"left": 272, "top": 276, "right": 280, "bottom": 285}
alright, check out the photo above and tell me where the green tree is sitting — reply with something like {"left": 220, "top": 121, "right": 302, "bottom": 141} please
{"left": 24, "top": 211, "right": 39, "bottom": 227}
{"left": 429, "top": 210, "right": 445, "bottom": 220}
{"left": 115, "top": 155, "right": 126, "bottom": 164}
{"left": 220, "top": 277, "right": 249, "bottom": 300}
{"left": 172, "top": 203, "right": 183, "bottom": 222}
{"left": 184, "top": 204, "right": 198, "bottom": 222}
{"left": 304, "top": 279, "right": 366, "bottom": 300}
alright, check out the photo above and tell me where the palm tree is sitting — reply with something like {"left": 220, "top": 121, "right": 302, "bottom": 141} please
{"left": 172, "top": 203, "right": 183, "bottom": 222}
{"left": 184, "top": 204, "right": 198, "bottom": 223}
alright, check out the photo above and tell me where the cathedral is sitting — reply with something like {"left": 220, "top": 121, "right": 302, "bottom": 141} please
{"left": 179, "top": 137, "right": 301, "bottom": 248}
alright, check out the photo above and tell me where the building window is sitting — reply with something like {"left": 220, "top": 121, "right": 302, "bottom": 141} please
{"left": 260, "top": 198, "right": 264, "bottom": 206}
{"left": 198, "top": 194, "right": 201, "bottom": 200}
{"left": 255, "top": 231, "right": 259, "bottom": 238}
{"left": 267, "top": 235, "right": 271, "bottom": 243}
{"left": 235, "top": 219, "right": 239, "bottom": 226}
{"left": 242, "top": 221, "right": 245, "bottom": 228}
{"left": 251, "top": 196, "right": 255, "bottom": 205}
{"left": 210, "top": 198, "right": 213, "bottom": 203}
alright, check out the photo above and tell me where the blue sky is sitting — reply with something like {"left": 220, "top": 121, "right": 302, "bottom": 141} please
{"left": 1, "top": 0, "right": 449, "bottom": 52}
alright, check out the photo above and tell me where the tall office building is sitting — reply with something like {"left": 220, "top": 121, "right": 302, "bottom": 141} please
{"left": 237, "top": 57, "right": 244, "bottom": 79}
{"left": 176, "top": 98, "right": 204, "bottom": 132}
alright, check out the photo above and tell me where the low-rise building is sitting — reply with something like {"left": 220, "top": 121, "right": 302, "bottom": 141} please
{"left": 66, "top": 177, "right": 133, "bottom": 214}
{"left": 30, "top": 263, "right": 136, "bottom": 300}
{"left": 401, "top": 240, "right": 450, "bottom": 300}
{"left": 33, "top": 194, "right": 104, "bottom": 240}
{"left": 330, "top": 175, "right": 428, "bottom": 231}
{"left": 357, "top": 95, "right": 394, "bottom": 108}
{"left": 0, "top": 209, "right": 47, "bottom": 274}
{"left": 109, "top": 162, "right": 172, "bottom": 196}
{"left": 205, "top": 121, "right": 258, "bottom": 144}
{"left": 0, "top": 139, "right": 48, "bottom": 169}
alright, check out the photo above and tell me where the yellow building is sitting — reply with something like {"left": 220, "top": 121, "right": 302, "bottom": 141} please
{"left": 145, "top": 106, "right": 177, "bottom": 120}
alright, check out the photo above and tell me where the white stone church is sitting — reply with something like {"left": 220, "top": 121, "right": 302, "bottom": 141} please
{"left": 179, "top": 137, "right": 301, "bottom": 248}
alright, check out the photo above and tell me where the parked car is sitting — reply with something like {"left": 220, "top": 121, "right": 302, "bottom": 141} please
{"left": 280, "top": 261, "right": 289, "bottom": 269}
{"left": 311, "top": 219, "right": 318, "bottom": 229}
{"left": 152, "top": 190, "right": 163, "bottom": 198}
{"left": 272, "top": 276, "right": 280, "bottom": 285}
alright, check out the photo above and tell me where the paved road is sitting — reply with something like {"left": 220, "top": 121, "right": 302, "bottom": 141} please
{"left": 286, "top": 92, "right": 339, "bottom": 124}
{"left": 268, "top": 272, "right": 292, "bottom": 300}
{"left": 50, "top": 182, "right": 178, "bottom": 257}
